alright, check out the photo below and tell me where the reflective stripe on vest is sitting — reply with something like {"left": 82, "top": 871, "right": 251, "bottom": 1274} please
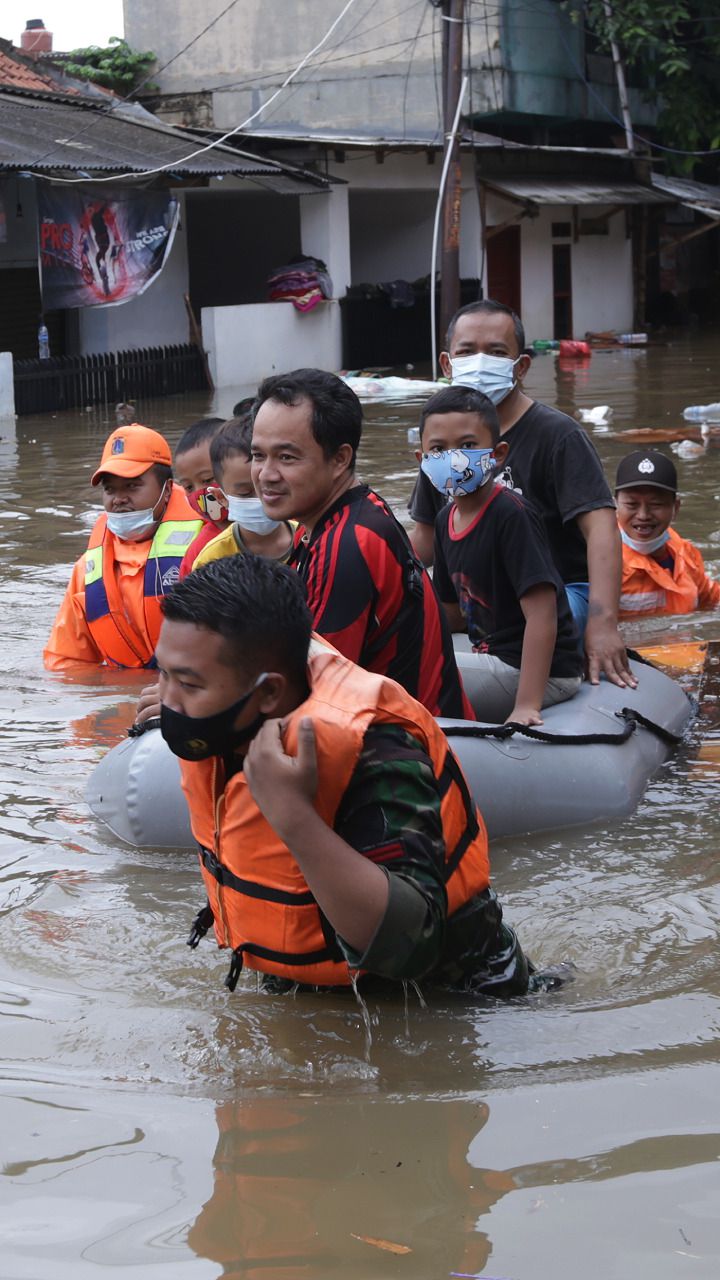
{"left": 84, "top": 490, "right": 201, "bottom": 668}
{"left": 180, "top": 641, "right": 489, "bottom": 986}
{"left": 619, "top": 589, "right": 667, "bottom": 614}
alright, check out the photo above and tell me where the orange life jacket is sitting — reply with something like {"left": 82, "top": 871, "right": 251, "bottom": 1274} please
{"left": 180, "top": 640, "right": 490, "bottom": 988}
{"left": 619, "top": 526, "right": 720, "bottom": 619}
{"left": 84, "top": 485, "right": 202, "bottom": 668}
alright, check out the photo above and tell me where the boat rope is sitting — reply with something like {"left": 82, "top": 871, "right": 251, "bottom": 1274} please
{"left": 128, "top": 716, "right": 161, "bottom": 737}
{"left": 443, "top": 706, "right": 683, "bottom": 748}
{"left": 130, "top": 707, "right": 683, "bottom": 748}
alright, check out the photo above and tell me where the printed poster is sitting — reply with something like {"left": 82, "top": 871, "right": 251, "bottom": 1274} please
{"left": 38, "top": 186, "right": 179, "bottom": 309}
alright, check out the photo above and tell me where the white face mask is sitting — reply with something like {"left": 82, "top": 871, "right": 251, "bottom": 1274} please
{"left": 105, "top": 487, "right": 167, "bottom": 542}
{"left": 450, "top": 352, "right": 520, "bottom": 405}
{"left": 226, "top": 493, "right": 281, "bottom": 536}
{"left": 620, "top": 528, "right": 670, "bottom": 556}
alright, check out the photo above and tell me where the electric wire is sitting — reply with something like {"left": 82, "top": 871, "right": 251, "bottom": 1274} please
{"left": 28, "top": 0, "right": 363, "bottom": 183}
{"left": 27, "top": 0, "right": 245, "bottom": 170}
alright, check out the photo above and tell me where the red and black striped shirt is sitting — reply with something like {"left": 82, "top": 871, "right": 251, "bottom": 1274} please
{"left": 291, "top": 485, "right": 472, "bottom": 719}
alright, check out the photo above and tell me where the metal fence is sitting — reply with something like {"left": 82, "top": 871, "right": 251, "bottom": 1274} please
{"left": 13, "top": 344, "right": 208, "bottom": 416}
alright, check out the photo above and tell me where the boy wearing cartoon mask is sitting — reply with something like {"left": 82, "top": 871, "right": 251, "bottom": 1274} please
{"left": 409, "top": 298, "right": 633, "bottom": 693}
{"left": 418, "top": 387, "right": 583, "bottom": 725}
{"left": 173, "top": 416, "right": 230, "bottom": 577}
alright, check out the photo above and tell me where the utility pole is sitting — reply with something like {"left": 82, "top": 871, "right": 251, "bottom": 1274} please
{"left": 601, "top": 0, "right": 634, "bottom": 152}
{"left": 439, "top": 0, "right": 465, "bottom": 346}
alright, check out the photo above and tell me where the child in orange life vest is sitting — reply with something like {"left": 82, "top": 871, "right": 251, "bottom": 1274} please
{"left": 43, "top": 424, "right": 202, "bottom": 670}
{"left": 615, "top": 449, "right": 720, "bottom": 620}
{"left": 175, "top": 416, "right": 229, "bottom": 577}
{"left": 418, "top": 386, "right": 583, "bottom": 726}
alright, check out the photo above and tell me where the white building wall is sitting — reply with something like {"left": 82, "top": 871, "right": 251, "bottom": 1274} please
{"left": 570, "top": 214, "right": 633, "bottom": 335}
{"left": 484, "top": 195, "right": 634, "bottom": 339}
{"left": 77, "top": 210, "right": 190, "bottom": 355}
{"left": 203, "top": 299, "right": 342, "bottom": 389}
{"left": 340, "top": 153, "right": 483, "bottom": 284}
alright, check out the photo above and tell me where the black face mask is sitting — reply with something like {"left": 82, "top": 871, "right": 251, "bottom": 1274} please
{"left": 160, "top": 675, "right": 267, "bottom": 761}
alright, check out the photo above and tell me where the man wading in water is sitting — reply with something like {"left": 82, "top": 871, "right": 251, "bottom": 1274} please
{"left": 155, "top": 554, "right": 530, "bottom": 996}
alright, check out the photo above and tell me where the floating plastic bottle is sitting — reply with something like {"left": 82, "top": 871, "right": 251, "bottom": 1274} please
{"left": 38, "top": 323, "right": 50, "bottom": 360}
{"left": 683, "top": 403, "right": 720, "bottom": 422}
{"left": 558, "top": 339, "right": 591, "bottom": 358}
{"left": 617, "top": 333, "right": 648, "bottom": 344}
{"left": 407, "top": 426, "right": 420, "bottom": 445}
{"left": 532, "top": 339, "right": 559, "bottom": 352}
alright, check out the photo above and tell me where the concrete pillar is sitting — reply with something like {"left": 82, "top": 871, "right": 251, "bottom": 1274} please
{"left": 299, "top": 187, "right": 351, "bottom": 298}
{"left": 0, "top": 352, "right": 15, "bottom": 418}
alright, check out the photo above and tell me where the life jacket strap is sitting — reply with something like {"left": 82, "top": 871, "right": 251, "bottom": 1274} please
{"left": 225, "top": 947, "right": 245, "bottom": 992}
{"left": 187, "top": 902, "right": 215, "bottom": 949}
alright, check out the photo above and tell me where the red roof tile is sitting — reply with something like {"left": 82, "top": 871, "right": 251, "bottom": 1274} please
{"left": 0, "top": 47, "right": 79, "bottom": 95}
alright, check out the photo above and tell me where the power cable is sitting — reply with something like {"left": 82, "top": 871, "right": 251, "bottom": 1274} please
{"left": 27, "top": 0, "right": 245, "bottom": 170}
{"left": 29, "top": 0, "right": 363, "bottom": 182}
{"left": 402, "top": 2, "right": 432, "bottom": 138}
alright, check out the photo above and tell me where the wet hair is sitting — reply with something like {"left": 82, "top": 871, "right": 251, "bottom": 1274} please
{"left": 209, "top": 413, "right": 253, "bottom": 479}
{"left": 419, "top": 386, "right": 501, "bottom": 446}
{"left": 254, "top": 368, "right": 362, "bottom": 468}
{"left": 446, "top": 299, "right": 525, "bottom": 356}
{"left": 175, "top": 417, "right": 225, "bottom": 458}
{"left": 161, "top": 553, "right": 312, "bottom": 686}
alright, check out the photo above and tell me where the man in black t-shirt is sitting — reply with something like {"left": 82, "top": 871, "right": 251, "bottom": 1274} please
{"left": 409, "top": 299, "right": 635, "bottom": 689}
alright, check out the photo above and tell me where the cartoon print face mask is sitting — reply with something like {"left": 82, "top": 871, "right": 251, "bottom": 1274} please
{"left": 420, "top": 447, "right": 497, "bottom": 497}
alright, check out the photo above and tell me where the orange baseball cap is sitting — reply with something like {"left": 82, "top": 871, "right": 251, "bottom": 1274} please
{"left": 91, "top": 424, "right": 172, "bottom": 486}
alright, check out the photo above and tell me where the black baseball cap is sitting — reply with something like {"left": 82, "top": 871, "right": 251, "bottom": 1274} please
{"left": 615, "top": 450, "right": 677, "bottom": 494}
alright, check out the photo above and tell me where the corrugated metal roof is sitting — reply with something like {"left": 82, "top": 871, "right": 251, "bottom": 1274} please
{"left": 481, "top": 175, "right": 669, "bottom": 205}
{"left": 0, "top": 91, "right": 330, "bottom": 188}
{"left": 652, "top": 174, "right": 720, "bottom": 213}
{"left": 238, "top": 124, "right": 519, "bottom": 149}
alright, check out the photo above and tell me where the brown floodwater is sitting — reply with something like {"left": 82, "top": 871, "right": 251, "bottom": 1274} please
{"left": 2, "top": 333, "right": 720, "bottom": 1278}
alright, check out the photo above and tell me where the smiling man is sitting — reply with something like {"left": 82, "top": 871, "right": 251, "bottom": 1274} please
{"left": 250, "top": 367, "right": 471, "bottom": 719}
{"left": 409, "top": 299, "right": 634, "bottom": 689}
{"left": 43, "top": 424, "right": 202, "bottom": 670}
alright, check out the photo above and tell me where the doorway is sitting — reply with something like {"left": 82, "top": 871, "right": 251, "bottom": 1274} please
{"left": 552, "top": 243, "right": 573, "bottom": 338}
{"left": 486, "top": 225, "right": 521, "bottom": 314}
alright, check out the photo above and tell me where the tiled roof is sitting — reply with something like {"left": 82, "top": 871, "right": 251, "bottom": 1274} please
{"left": 0, "top": 46, "right": 80, "bottom": 96}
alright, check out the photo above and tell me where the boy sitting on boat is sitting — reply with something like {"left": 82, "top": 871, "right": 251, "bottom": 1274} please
{"left": 417, "top": 386, "right": 583, "bottom": 725}
{"left": 616, "top": 449, "right": 720, "bottom": 619}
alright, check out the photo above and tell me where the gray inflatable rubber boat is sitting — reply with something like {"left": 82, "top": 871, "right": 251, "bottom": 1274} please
{"left": 85, "top": 654, "right": 694, "bottom": 847}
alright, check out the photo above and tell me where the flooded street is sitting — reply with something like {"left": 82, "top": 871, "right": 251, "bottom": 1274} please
{"left": 2, "top": 333, "right": 720, "bottom": 1278}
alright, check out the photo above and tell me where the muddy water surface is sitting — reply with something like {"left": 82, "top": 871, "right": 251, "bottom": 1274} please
{"left": 1, "top": 335, "right": 720, "bottom": 1278}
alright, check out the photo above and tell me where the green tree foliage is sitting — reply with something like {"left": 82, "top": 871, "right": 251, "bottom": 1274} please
{"left": 65, "top": 37, "right": 157, "bottom": 96}
{"left": 579, "top": 1, "right": 720, "bottom": 167}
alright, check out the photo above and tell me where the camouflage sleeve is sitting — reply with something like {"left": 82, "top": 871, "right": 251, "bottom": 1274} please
{"left": 332, "top": 724, "right": 448, "bottom": 979}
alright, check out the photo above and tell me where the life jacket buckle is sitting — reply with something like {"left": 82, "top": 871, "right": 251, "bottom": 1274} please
{"left": 187, "top": 903, "right": 214, "bottom": 950}
{"left": 224, "top": 947, "right": 245, "bottom": 992}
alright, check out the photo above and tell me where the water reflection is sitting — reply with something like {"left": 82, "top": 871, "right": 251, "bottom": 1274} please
{"left": 1, "top": 335, "right": 720, "bottom": 1277}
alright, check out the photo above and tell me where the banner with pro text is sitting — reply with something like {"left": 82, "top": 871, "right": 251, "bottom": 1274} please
{"left": 38, "top": 187, "right": 179, "bottom": 309}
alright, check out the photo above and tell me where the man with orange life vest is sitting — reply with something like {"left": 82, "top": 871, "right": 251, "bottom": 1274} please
{"left": 156, "top": 553, "right": 530, "bottom": 995}
{"left": 43, "top": 425, "right": 202, "bottom": 670}
{"left": 616, "top": 449, "right": 720, "bottom": 620}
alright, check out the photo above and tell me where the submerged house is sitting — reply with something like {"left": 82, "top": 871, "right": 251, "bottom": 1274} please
{"left": 0, "top": 32, "right": 330, "bottom": 408}
{"left": 117, "top": 0, "right": 720, "bottom": 383}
